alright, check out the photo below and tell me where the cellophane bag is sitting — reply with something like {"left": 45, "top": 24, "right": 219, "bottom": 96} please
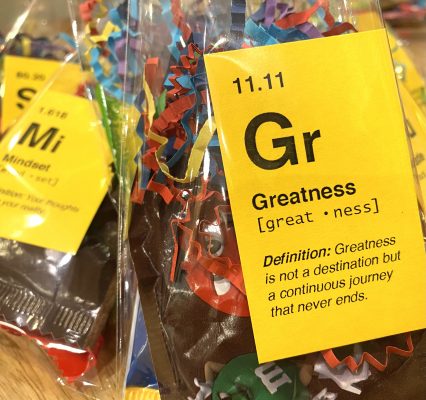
{"left": 0, "top": 38, "right": 119, "bottom": 399}
{"left": 120, "top": 0, "right": 426, "bottom": 399}
{"left": 125, "top": 295, "right": 160, "bottom": 400}
{"left": 66, "top": 0, "right": 152, "bottom": 396}
{"left": 387, "top": 26, "right": 426, "bottom": 206}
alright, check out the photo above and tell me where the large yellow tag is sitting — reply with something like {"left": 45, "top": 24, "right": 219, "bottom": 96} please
{"left": 205, "top": 29, "right": 426, "bottom": 362}
{"left": 0, "top": 90, "right": 112, "bottom": 254}
{"left": 2, "top": 56, "right": 82, "bottom": 130}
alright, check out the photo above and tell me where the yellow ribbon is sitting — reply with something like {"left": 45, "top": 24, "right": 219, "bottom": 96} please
{"left": 144, "top": 79, "right": 216, "bottom": 183}
{"left": 89, "top": 21, "right": 119, "bottom": 44}
{"left": 125, "top": 387, "right": 161, "bottom": 400}
{"left": 21, "top": 36, "right": 31, "bottom": 57}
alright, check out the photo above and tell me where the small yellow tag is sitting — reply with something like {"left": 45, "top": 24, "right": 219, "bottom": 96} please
{"left": 2, "top": 56, "right": 82, "bottom": 130}
{"left": 0, "top": 90, "right": 112, "bottom": 254}
{"left": 205, "top": 29, "right": 426, "bottom": 362}
{"left": 388, "top": 31, "right": 425, "bottom": 96}
{"left": 400, "top": 83, "right": 426, "bottom": 200}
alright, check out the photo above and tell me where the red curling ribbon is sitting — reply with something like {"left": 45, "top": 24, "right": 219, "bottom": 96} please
{"left": 146, "top": 176, "right": 174, "bottom": 204}
{"left": 142, "top": 148, "right": 160, "bottom": 172}
{"left": 131, "top": 184, "right": 145, "bottom": 204}
{"left": 169, "top": 188, "right": 249, "bottom": 317}
{"left": 169, "top": 181, "right": 222, "bottom": 281}
{"left": 151, "top": 94, "right": 196, "bottom": 133}
{"left": 75, "top": 83, "right": 87, "bottom": 97}
{"left": 169, "top": 45, "right": 201, "bottom": 76}
{"left": 173, "top": 137, "right": 186, "bottom": 150}
{"left": 171, "top": 0, "right": 192, "bottom": 41}
{"left": 179, "top": 44, "right": 203, "bottom": 72}
{"left": 145, "top": 58, "right": 164, "bottom": 97}
{"left": 275, "top": 0, "right": 334, "bottom": 29}
{"left": 0, "top": 321, "right": 101, "bottom": 382}
{"left": 168, "top": 76, "right": 192, "bottom": 97}
{"left": 146, "top": 138, "right": 161, "bottom": 149}
{"left": 323, "top": 22, "right": 357, "bottom": 37}
{"left": 168, "top": 44, "right": 203, "bottom": 97}
{"left": 79, "top": 0, "right": 98, "bottom": 22}
{"left": 322, "top": 333, "right": 414, "bottom": 372}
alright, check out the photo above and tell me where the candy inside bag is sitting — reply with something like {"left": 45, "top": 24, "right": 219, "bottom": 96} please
{"left": 130, "top": 175, "right": 426, "bottom": 400}
{"left": 0, "top": 194, "right": 116, "bottom": 349}
{"left": 121, "top": 0, "right": 426, "bottom": 399}
{"left": 0, "top": 48, "right": 117, "bottom": 394}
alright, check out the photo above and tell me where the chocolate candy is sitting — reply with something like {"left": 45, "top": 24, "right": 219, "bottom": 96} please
{"left": 211, "top": 354, "right": 310, "bottom": 400}
{"left": 127, "top": 0, "right": 426, "bottom": 398}
{"left": 0, "top": 196, "right": 116, "bottom": 349}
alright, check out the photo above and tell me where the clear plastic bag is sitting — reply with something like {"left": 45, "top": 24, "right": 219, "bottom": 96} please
{"left": 388, "top": 26, "right": 426, "bottom": 215}
{"left": 0, "top": 38, "right": 118, "bottom": 400}
{"left": 66, "top": 1, "right": 152, "bottom": 397}
{"left": 119, "top": 0, "right": 426, "bottom": 399}
{"left": 125, "top": 295, "right": 159, "bottom": 399}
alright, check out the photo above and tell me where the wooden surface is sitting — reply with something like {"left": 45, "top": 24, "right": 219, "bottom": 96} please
{"left": 0, "top": 328, "right": 119, "bottom": 400}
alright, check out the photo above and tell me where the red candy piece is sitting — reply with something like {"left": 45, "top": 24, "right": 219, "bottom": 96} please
{"left": 79, "top": 0, "right": 98, "bottom": 23}
{"left": 0, "top": 321, "right": 101, "bottom": 382}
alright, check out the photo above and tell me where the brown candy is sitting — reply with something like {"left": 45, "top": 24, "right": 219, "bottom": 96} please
{"left": 0, "top": 196, "right": 116, "bottom": 349}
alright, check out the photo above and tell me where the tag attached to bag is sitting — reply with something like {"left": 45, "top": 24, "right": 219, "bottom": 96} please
{"left": 0, "top": 89, "right": 112, "bottom": 254}
{"left": 205, "top": 29, "right": 426, "bottom": 362}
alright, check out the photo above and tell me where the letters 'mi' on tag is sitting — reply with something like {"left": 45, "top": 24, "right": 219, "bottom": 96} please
{"left": 204, "top": 29, "right": 426, "bottom": 362}
{"left": 0, "top": 90, "right": 112, "bottom": 254}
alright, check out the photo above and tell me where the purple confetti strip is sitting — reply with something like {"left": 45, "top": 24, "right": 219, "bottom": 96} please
{"left": 264, "top": 0, "right": 277, "bottom": 27}
{"left": 297, "top": 22, "right": 323, "bottom": 38}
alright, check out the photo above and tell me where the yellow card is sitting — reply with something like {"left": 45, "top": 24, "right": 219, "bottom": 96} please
{"left": 0, "top": 90, "right": 112, "bottom": 254}
{"left": 400, "top": 83, "right": 426, "bottom": 201}
{"left": 2, "top": 56, "right": 82, "bottom": 130}
{"left": 387, "top": 30, "right": 425, "bottom": 96}
{"left": 205, "top": 29, "right": 426, "bottom": 362}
